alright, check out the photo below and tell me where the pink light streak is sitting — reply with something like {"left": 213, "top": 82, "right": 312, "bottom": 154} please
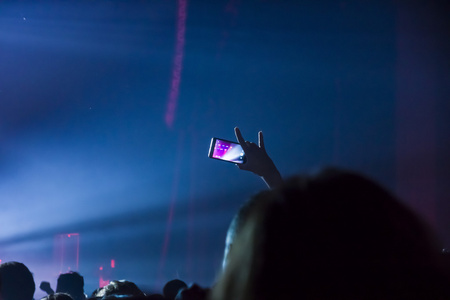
{"left": 165, "top": 0, "right": 188, "bottom": 128}
{"left": 69, "top": 233, "right": 80, "bottom": 270}
{"left": 99, "top": 265, "right": 109, "bottom": 288}
{"left": 99, "top": 276, "right": 109, "bottom": 288}
{"left": 55, "top": 233, "right": 80, "bottom": 273}
{"left": 157, "top": 132, "right": 184, "bottom": 288}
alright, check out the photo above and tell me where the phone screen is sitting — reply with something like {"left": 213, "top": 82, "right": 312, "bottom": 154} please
{"left": 208, "top": 138, "right": 246, "bottom": 164}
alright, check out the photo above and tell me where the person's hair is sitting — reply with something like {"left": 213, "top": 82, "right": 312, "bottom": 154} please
{"left": 222, "top": 195, "right": 272, "bottom": 269}
{"left": 226, "top": 195, "right": 265, "bottom": 245}
{"left": 0, "top": 261, "right": 36, "bottom": 300}
{"left": 94, "top": 280, "right": 145, "bottom": 298}
{"left": 213, "top": 168, "right": 450, "bottom": 300}
{"left": 41, "top": 293, "right": 74, "bottom": 300}
{"left": 56, "top": 272, "right": 85, "bottom": 300}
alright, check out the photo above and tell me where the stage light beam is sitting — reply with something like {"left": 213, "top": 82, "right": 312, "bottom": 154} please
{"left": 165, "top": 0, "right": 188, "bottom": 128}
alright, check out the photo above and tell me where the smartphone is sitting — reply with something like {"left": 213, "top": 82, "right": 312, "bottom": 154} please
{"left": 208, "top": 137, "right": 246, "bottom": 164}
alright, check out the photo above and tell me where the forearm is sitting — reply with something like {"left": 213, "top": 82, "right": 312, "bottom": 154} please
{"left": 261, "top": 167, "right": 283, "bottom": 189}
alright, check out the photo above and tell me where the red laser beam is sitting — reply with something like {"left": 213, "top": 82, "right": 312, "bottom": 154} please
{"left": 165, "top": 0, "right": 188, "bottom": 128}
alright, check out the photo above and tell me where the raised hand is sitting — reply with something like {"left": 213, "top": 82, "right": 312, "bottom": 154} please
{"left": 40, "top": 281, "right": 55, "bottom": 295}
{"left": 234, "top": 127, "right": 282, "bottom": 188}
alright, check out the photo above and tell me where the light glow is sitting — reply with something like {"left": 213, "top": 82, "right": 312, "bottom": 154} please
{"left": 165, "top": 0, "right": 188, "bottom": 128}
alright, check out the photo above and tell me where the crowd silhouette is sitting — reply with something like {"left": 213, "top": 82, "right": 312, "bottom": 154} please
{"left": 1, "top": 128, "right": 449, "bottom": 299}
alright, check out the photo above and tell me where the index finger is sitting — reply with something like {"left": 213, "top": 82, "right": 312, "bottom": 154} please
{"left": 258, "top": 131, "right": 265, "bottom": 150}
{"left": 234, "top": 127, "right": 248, "bottom": 151}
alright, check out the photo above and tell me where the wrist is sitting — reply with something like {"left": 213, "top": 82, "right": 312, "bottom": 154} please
{"left": 261, "top": 168, "right": 283, "bottom": 189}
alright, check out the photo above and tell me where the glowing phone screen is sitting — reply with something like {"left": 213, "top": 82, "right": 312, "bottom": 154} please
{"left": 211, "top": 139, "right": 245, "bottom": 164}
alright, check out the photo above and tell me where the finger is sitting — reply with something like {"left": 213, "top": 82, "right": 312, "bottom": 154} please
{"left": 234, "top": 127, "right": 248, "bottom": 151}
{"left": 258, "top": 131, "right": 265, "bottom": 150}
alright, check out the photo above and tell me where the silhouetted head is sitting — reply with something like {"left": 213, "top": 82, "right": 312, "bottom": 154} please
{"left": 56, "top": 272, "right": 85, "bottom": 300}
{"left": 163, "top": 279, "right": 188, "bottom": 300}
{"left": 94, "top": 280, "right": 145, "bottom": 298}
{"left": 41, "top": 293, "right": 74, "bottom": 300}
{"left": 175, "top": 284, "right": 209, "bottom": 300}
{"left": 0, "top": 261, "right": 35, "bottom": 300}
{"left": 213, "top": 168, "right": 450, "bottom": 300}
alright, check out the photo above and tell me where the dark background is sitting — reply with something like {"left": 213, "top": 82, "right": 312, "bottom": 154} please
{"left": 0, "top": 0, "right": 449, "bottom": 297}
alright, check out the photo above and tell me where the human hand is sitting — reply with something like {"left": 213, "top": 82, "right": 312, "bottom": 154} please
{"left": 40, "top": 281, "right": 54, "bottom": 295}
{"left": 234, "top": 127, "right": 282, "bottom": 188}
